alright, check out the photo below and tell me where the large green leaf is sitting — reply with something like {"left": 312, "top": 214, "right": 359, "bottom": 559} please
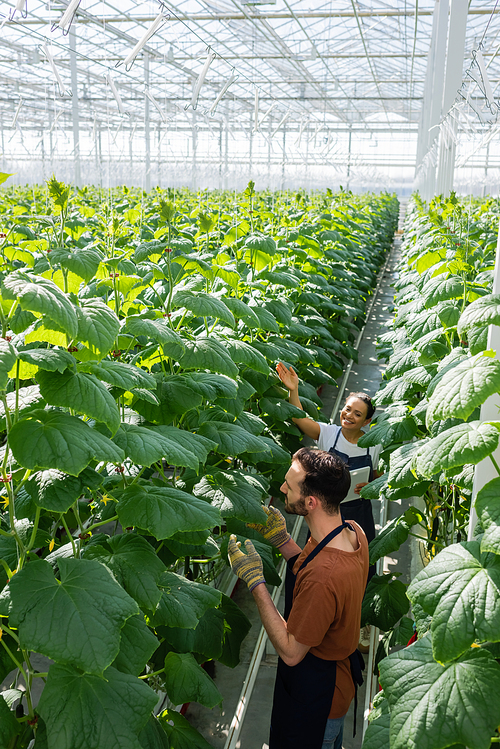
{"left": 245, "top": 233, "right": 277, "bottom": 255}
{"left": 85, "top": 534, "right": 166, "bottom": 612}
{"left": 138, "top": 716, "right": 172, "bottom": 749}
{"left": 193, "top": 469, "right": 268, "bottom": 523}
{"left": 79, "top": 360, "right": 156, "bottom": 391}
{"left": 249, "top": 305, "right": 280, "bottom": 333}
{"left": 8, "top": 409, "right": 124, "bottom": 476}
{"left": 223, "top": 297, "right": 261, "bottom": 328}
{"left": 18, "top": 347, "right": 76, "bottom": 374}
{"left": 426, "top": 353, "right": 500, "bottom": 425}
{"left": 9, "top": 558, "right": 138, "bottom": 674}
{"left": 0, "top": 338, "right": 17, "bottom": 389}
{"left": 368, "top": 509, "right": 423, "bottom": 565}
{"left": 50, "top": 246, "right": 102, "bottom": 283}
{"left": 197, "top": 420, "right": 271, "bottom": 456}
{"left": 36, "top": 369, "right": 120, "bottom": 434}
{"left": 379, "top": 635, "right": 500, "bottom": 749}
{"left": 116, "top": 484, "right": 221, "bottom": 540}
{"left": 151, "top": 571, "right": 221, "bottom": 629}
{"left": 385, "top": 347, "right": 421, "bottom": 378}
{"left": 134, "top": 376, "right": 203, "bottom": 424}
{"left": 172, "top": 290, "right": 235, "bottom": 327}
{"left": 358, "top": 407, "right": 417, "bottom": 448}
{"left": 150, "top": 426, "right": 217, "bottom": 464}
{"left": 0, "top": 695, "right": 21, "bottom": 747}
{"left": 421, "top": 274, "right": 464, "bottom": 308}
{"left": 163, "top": 652, "right": 222, "bottom": 708}
{"left": 160, "top": 607, "right": 225, "bottom": 662}
{"left": 25, "top": 467, "right": 102, "bottom": 513}
{"left": 414, "top": 421, "right": 499, "bottom": 477}
{"left": 2, "top": 271, "right": 78, "bottom": 338}
{"left": 182, "top": 372, "right": 238, "bottom": 400}
{"left": 476, "top": 477, "right": 500, "bottom": 554}
{"left": 77, "top": 300, "right": 120, "bottom": 356}
{"left": 260, "top": 397, "right": 306, "bottom": 423}
{"left": 112, "top": 614, "right": 159, "bottom": 677}
{"left": 361, "top": 573, "right": 410, "bottom": 631}
{"left": 125, "top": 315, "right": 185, "bottom": 351}
{"left": 158, "top": 709, "right": 213, "bottom": 749}
{"left": 113, "top": 423, "right": 199, "bottom": 470}
{"left": 388, "top": 440, "right": 428, "bottom": 488}
{"left": 408, "top": 541, "right": 500, "bottom": 662}
{"left": 362, "top": 708, "right": 391, "bottom": 749}
{"left": 178, "top": 337, "right": 238, "bottom": 378}
{"left": 457, "top": 293, "right": 500, "bottom": 335}
{"left": 38, "top": 664, "right": 157, "bottom": 749}
{"left": 223, "top": 339, "right": 270, "bottom": 374}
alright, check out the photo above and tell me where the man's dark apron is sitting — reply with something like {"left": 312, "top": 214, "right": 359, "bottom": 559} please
{"left": 328, "top": 429, "right": 375, "bottom": 545}
{"left": 269, "top": 520, "right": 364, "bottom": 749}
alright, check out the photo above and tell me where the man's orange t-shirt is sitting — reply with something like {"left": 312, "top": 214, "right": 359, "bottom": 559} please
{"left": 286, "top": 521, "right": 369, "bottom": 719}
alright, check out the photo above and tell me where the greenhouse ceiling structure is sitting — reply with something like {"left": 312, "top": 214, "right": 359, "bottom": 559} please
{"left": 0, "top": 0, "right": 499, "bottom": 194}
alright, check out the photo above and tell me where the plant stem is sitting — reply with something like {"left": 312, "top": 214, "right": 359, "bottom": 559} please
{"left": 138, "top": 667, "right": 165, "bottom": 679}
{"left": 61, "top": 515, "right": 77, "bottom": 558}
{"left": 85, "top": 515, "right": 118, "bottom": 534}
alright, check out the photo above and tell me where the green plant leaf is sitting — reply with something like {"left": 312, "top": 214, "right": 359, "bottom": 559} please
{"left": 163, "top": 652, "right": 222, "bottom": 708}
{"left": 361, "top": 573, "right": 410, "bottom": 631}
{"left": 197, "top": 420, "right": 271, "bottom": 456}
{"left": 426, "top": 353, "right": 500, "bottom": 425}
{"left": 158, "top": 709, "right": 214, "bottom": 749}
{"left": 172, "top": 290, "right": 235, "bottom": 327}
{"left": 224, "top": 339, "right": 270, "bottom": 374}
{"left": 385, "top": 347, "right": 421, "bottom": 378}
{"left": 457, "top": 293, "right": 500, "bottom": 336}
{"left": 260, "top": 397, "right": 306, "bottom": 422}
{"left": 178, "top": 337, "right": 238, "bottom": 378}
{"left": 475, "top": 477, "right": 500, "bottom": 554}
{"left": 85, "top": 534, "right": 166, "bottom": 612}
{"left": 8, "top": 409, "right": 124, "bottom": 475}
{"left": 362, "top": 707, "right": 391, "bottom": 749}
{"left": 359, "top": 411, "right": 417, "bottom": 448}
{"left": 0, "top": 695, "right": 21, "bottom": 747}
{"left": 25, "top": 467, "right": 102, "bottom": 513}
{"left": 359, "top": 473, "right": 388, "bottom": 500}
{"left": 183, "top": 372, "right": 238, "bottom": 400}
{"left": 368, "top": 513, "right": 417, "bottom": 565}
{"left": 150, "top": 425, "right": 217, "bottom": 464}
{"left": 50, "top": 246, "right": 102, "bottom": 283}
{"left": 388, "top": 440, "right": 428, "bottom": 488}
{"left": 408, "top": 541, "right": 500, "bottom": 662}
{"left": 138, "top": 716, "right": 171, "bottom": 749}
{"left": 421, "top": 274, "right": 464, "bottom": 308}
{"left": 245, "top": 233, "right": 277, "bottom": 255}
{"left": 160, "top": 607, "right": 225, "bottom": 661}
{"left": 18, "top": 347, "right": 76, "bottom": 374}
{"left": 134, "top": 377, "right": 203, "bottom": 424}
{"left": 467, "top": 324, "right": 489, "bottom": 355}
{"left": 2, "top": 271, "right": 79, "bottom": 338}
{"left": 379, "top": 635, "right": 500, "bottom": 749}
{"left": 113, "top": 423, "right": 199, "bottom": 470}
{"left": 38, "top": 664, "right": 157, "bottom": 749}
{"left": 0, "top": 338, "right": 17, "bottom": 389}
{"left": 9, "top": 558, "right": 138, "bottom": 674}
{"left": 116, "top": 484, "right": 221, "bottom": 540}
{"left": 36, "top": 369, "right": 120, "bottom": 434}
{"left": 223, "top": 297, "right": 261, "bottom": 327}
{"left": 112, "top": 615, "right": 159, "bottom": 677}
{"left": 414, "top": 421, "right": 499, "bottom": 477}
{"left": 151, "top": 571, "right": 221, "bottom": 629}
{"left": 125, "top": 315, "right": 185, "bottom": 350}
{"left": 249, "top": 305, "right": 280, "bottom": 333}
{"left": 78, "top": 360, "right": 156, "bottom": 391}
{"left": 193, "top": 469, "right": 268, "bottom": 523}
{"left": 77, "top": 300, "right": 120, "bottom": 356}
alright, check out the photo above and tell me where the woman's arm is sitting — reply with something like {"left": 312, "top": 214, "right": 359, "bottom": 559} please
{"left": 276, "top": 362, "right": 321, "bottom": 440}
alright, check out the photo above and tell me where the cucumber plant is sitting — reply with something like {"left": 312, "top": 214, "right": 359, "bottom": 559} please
{"left": 0, "top": 178, "right": 398, "bottom": 748}
{"left": 362, "top": 193, "right": 500, "bottom": 749}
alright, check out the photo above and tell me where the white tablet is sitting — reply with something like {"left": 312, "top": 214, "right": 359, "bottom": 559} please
{"left": 342, "top": 466, "right": 371, "bottom": 502}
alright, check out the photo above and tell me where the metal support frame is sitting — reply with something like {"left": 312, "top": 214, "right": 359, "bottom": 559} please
{"left": 69, "top": 26, "right": 81, "bottom": 187}
{"left": 144, "top": 53, "right": 151, "bottom": 193}
{"left": 435, "top": 0, "right": 469, "bottom": 195}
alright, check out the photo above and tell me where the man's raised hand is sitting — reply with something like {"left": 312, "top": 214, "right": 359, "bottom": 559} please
{"left": 247, "top": 505, "right": 291, "bottom": 549}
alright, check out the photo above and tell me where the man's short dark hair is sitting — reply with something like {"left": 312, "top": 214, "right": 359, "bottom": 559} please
{"left": 293, "top": 447, "right": 351, "bottom": 514}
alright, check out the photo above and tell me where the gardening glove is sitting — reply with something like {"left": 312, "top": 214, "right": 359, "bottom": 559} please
{"left": 247, "top": 505, "right": 291, "bottom": 549}
{"left": 228, "top": 535, "right": 265, "bottom": 591}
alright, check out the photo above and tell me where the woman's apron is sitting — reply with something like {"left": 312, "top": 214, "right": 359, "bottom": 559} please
{"left": 269, "top": 520, "right": 364, "bottom": 749}
{"left": 328, "top": 429, "right": 375, "bottom": 544}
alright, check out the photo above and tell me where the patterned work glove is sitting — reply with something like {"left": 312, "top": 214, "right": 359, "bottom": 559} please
{"left": 247, "top": 505, "right": 291, "bottom": 549}
{"left": 228, "top": 535, "right": 265, "bottom": 591}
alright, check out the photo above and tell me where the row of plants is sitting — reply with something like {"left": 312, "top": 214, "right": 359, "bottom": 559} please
{"left": 361, "top": 192, "right": 500, "bottom": 749}
{"left": 0, "top": 176, "right": 398, "bottom": 749}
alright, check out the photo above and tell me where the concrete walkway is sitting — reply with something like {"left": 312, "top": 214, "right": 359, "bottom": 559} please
{"left": 186, "top": 205, "right": 410, "bottom": 749}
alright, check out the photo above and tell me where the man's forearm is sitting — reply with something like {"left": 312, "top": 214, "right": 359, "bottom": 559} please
{"left": 278, "top": 536, "right": 302, "bottom": 561}
{"left": 251, "top": 584, "right": 309, "bottom": 667}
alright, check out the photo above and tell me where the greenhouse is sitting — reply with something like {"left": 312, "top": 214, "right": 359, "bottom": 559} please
{"left": 1, "top": 1, "right": 500, "bottom": 749}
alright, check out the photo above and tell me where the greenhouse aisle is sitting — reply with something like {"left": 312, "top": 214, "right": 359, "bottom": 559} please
{"left": 186, "top": 203, "right": 411, "bottom": 749}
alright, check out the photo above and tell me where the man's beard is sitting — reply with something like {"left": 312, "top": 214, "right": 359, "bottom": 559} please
{"left": 284, "top": 496, "right": 308, "bottom": 516}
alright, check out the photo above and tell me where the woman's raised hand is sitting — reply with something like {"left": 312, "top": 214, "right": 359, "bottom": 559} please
{"left": 276, "top": 362, "right": 299, "bottom": 392}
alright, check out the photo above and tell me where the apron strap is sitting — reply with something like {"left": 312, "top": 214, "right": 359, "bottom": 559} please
{"left": 297, "top": 516, "right": 352, "bottom": 573}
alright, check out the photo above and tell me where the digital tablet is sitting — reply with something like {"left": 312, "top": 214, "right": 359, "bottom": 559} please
{"left": 342, "top": 466, "right": 371, "bottom": 502}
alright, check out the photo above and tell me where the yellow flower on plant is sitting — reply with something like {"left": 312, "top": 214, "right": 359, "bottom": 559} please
{"left": 100, "top": 494, "right": 111, "bottom": 506}
{"left": 49, "top": 539, "right": 55, "bottom": 552}
{"left": 0, "top": 496, "right": 8, "bottom": 509}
